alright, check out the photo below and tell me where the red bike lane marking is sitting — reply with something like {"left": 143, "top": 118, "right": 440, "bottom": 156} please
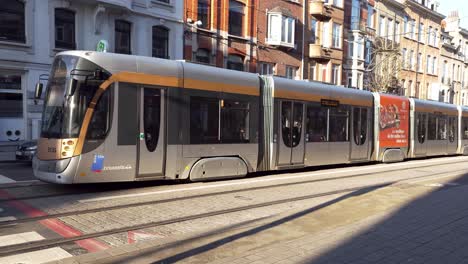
{"left": 0, "top": 190, "right": 109, "bottom": 252}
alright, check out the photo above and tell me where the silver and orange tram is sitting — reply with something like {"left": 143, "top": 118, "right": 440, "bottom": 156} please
{"left": 33, "top": 51, "right": 468, "bottom": 184}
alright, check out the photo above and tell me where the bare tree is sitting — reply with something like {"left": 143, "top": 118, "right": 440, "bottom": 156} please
{"left": 365, "top": 37, "right": 403, "bottom": 94}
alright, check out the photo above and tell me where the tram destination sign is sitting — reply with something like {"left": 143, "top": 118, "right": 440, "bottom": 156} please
{"left": 321, "top": 99, "right": 340, "bottom": 107}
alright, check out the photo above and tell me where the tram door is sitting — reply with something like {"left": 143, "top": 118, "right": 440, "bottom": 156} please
{"left": 277, "top": 101, "right": 305, "bottom": 166}
{"left": 351, "top": 107, "right": 370, "bottom": 160}
{"left": 137, "top": 87, "right": 166, "bottom": 178}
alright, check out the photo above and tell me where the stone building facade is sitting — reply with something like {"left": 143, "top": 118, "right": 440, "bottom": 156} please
{"left": 0, "top": 0, "right": 183, "bottom": 160}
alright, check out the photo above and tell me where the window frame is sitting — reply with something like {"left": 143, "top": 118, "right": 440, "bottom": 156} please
{"left": 115, "top": 20, "right": 132, "bottom": 55}
{"left": 152, "top": 25, "right": 169, "bottom": 59}
{"left": 0, "top": 0, "right": 25, "bottom": 44}
{"left": 54, "top": 8, "right": 76, "bottom": 50}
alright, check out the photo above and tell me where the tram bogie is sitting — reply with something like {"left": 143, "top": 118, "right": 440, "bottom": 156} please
{"left": 32, "top": 51, "right": 468, "bottom": 184}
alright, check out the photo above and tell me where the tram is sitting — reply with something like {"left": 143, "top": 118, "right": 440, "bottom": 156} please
{"left": 32, "top": 51, "right": 468, "bottom": 184}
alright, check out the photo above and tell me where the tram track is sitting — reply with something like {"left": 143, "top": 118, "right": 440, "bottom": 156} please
{"left": 0, "top": 158, "right": 467, "bottom": 229}
{"left": 0, "top": 156, "right": 467, "bottom": 204}
{"left": 0, "top": 165, "right": 467, "bottom": 258}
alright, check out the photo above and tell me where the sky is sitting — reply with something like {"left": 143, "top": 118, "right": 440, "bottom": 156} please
{"left": 438, "top": 0, "right": 468, "bottom": 29}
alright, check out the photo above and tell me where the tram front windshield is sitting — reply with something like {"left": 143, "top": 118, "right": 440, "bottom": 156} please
{"left": 41, "top": 55, "right": 108, "bottom": 139}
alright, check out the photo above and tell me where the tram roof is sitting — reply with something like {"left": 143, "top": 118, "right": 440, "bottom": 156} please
{"left": 412, "top": 98, "right": 458, "bottom": 115}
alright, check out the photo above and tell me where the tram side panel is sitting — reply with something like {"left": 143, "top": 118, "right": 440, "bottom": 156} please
{"left": 459, "top": 107, "right": 468, "bottom": 154}
{"left": 376, "top": 94, "right": 410, "bottom": 162}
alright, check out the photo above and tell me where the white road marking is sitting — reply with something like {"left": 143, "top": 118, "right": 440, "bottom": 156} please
{"left": 80, "top": 156, "right": 468, "bottom": 203}
{"left": 0, "top": 175, "right": 15, "bottom": 184}
{"left": 0, "top": 231, "right": 72, "bottom": 264}
{"left": 0, "top": 247, "right": 72, "bottom": 264}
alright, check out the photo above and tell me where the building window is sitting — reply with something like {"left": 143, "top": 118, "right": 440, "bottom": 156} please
{"left": 310, "top": 62, "right": 316, "bottom": 80}
{"left": 427, "top": 26, "right": 432, "bottom": 45}
{"left": 195, "top": 49, "right": 210, "bottom": 64}
{"left": 418, "top": 23, "right": 424, "bottom": 43}
{"left": 320, "top": 63, "right": 328, "bottom": 82}
{"left": 332, "top": 23, "right": 341, "bottom": 48}
{"left": 115, "top": 20, "right": 131, "bottom": 54}
{"left": 286, "top": 66, "right": 298, "bottom": 79}
{"left": 267, "top": 13, "right": 295, "bottom": 47}
{"left": 367, "top": 6, "right": 374, "bottom": 28}
{"left": 379, "top": 16, "right": 386, "bottom": 37}
{"left": 387, "top": 18, "right": 393, "bottom": 40}
{"left": 434, "top": 28, "right": 438, "bottom": 46}
{"left": 152, "top": 26, "right": 169, "bottom": 59}
{"left": 198, "top": 0, "right": 210, "bottom": 29}
{"left": 426, "top": 55, "right": 431, "bottom": 74}
{"left": 0, "top": 74, "right": 22, "bottom": 118}
{"left": 332, "top": 0, "right": 342, "bottom": 8}
{"left": 402, "top": 48, "right": 407, "bottom": 69}
{"left": 395, "top": 21, "right": 400, "bottom": 43}
{"left": 311, "top": 19, "right": 317, "bottom": 44}
{"left": 156, "top": 0, "right": 170, "bottom": 3}
{"left": 258, "top": 62, "right": 274, "bottom": 75}
{"left": 404, "top": 16, "right": 408, "bottom": 36}
{"left": 409, "top": 50, "right": 414, "bottom": 70}
{"left": 55, "top": 9, "right": 75, "bottom": 50}
{"left": 365, "top": 40, "right": 372, "bottom": 64}
{"left": 410, "top": 20, "right": 416, "bottom": 39}
{"left": 322, "top": 22, "right": 330, "bottom": 47}
{"left": 228, "top": 0, "right": 244, "bottom": 36}
{"left": 348, "top": 40, "right": 354, "bottom": 58}
{"left": 227, "top": 54, "right": 244, "bottom": 71}
{"left": 0, "top": 0, "right": 25, "bottom": 43}
{"left": 417, "top": 53, "right": 422, "bottom": 72}
{"left": 331, "top": 64, "right": 340, "bottom": 85}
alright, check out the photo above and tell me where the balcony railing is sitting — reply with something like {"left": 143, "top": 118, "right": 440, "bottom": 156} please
{"left": 309, "top": 44, "right": 332, "bottom": 60}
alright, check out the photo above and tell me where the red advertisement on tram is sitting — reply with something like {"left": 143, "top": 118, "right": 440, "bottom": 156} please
{"left": 379, "top": 94, "right": 409, "bottom": 148}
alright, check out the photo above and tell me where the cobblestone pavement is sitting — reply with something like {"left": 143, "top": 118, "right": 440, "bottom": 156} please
{"left": 35, "top": 157, "right": 468, "bottom": 264}
{"left": 42, "top": 158, "right": 468, "bottom": 263}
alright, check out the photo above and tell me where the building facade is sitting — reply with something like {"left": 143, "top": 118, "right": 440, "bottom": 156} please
{"left": 183, "top": 0, "right": 258, "bottom": 72}
{"left": 343, "top": 0, "right": 375, "bottom": 89}
{"left": 399, "top": 0, "right": 444, "bottom": 99}
{"left": 257, "top": 0, "right": 307, "bottom": 79}
{"left": 0, "top": 0, "right": 183, "bottom": 160}
{"left": 309, "top": 0, "right": 345, "bottom": 85}
{"left": 439, "top": 11, "right": 468, "bottom": 105}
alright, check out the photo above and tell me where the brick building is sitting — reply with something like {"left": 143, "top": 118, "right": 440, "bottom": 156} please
{"left": 309, "top": 0, "right": 345, "bottom": 85}
{"left": 183, "top": 0, "right": 258, "bottom": 72}
{"left": 257, "top": 0, "right": 307, "bottom": 79}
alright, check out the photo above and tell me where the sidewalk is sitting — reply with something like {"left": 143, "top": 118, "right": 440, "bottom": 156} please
{"left": 49, "top": 173, "right": 468, "bottom": 264}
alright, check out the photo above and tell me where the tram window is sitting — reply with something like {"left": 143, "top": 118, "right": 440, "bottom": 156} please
{"left": 330, "top": 106, "right": 349, "bottom": 142}
{"left": 190, "top": 97, "right": 219, "bottom": 144}
{"left": 86, "top": 89, "right": 111, "bottom": 140}
{"left": 448, "top": 116, "right": 456, "bottom": 143}
{"left": 360, "top": 108, "right": 368, "bottom": 145}
{"left": 281, "top": 102, "right": 292, "bottom": 147}
{"left": 463, "top": 117, "right": 468, "bottom": 139}
{"left": 306, "top": 105, "right": 327, "bottom": 142}
{"left": 143, "top": 89, "right": 161, "bottom": 152}
{"left": 291, "top": 103, "right": 303, "bottom": 147}
{"left": 437, "top": 116, "right": 447, "bottom": 140}
{"left": 417, "top": 113, "right": 426, "bottom": 144}
{"left": 427, "top": 114, "right": 437, "bottom": 140}
{"left": 221, "top": 100, "right": 250, "bottom": 143}
{"left": 118, "top": 84, "right": 138, "bottom": 145}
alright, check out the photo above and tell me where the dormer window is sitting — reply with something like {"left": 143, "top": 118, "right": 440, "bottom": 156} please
{"left": 267, "top": 11, "right": 295, "bottom": 48}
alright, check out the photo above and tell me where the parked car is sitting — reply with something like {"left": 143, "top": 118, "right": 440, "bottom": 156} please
{"left": 16, "top": 140, "right": 37, "bottom": 161}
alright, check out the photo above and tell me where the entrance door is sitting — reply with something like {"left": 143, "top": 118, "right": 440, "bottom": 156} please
{"left": 137, "top": 87, "right": 166, "bottom": 177}
{"left": 351, "top": 107, "right": 369, "bottom": 160}
{"left": 277, "top": 101, "right": 305, "bottom": 166}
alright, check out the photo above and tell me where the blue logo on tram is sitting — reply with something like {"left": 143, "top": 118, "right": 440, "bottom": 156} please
{"left": 92, "top": 154, "right": 105, "bottom": 172}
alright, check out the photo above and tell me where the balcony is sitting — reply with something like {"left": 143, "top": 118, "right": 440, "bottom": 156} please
{"left": 309, "top": 44, "right": 331, "bottom": 60}
{"left": 310, "top": 1, "right": 332, "bottom": 19}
